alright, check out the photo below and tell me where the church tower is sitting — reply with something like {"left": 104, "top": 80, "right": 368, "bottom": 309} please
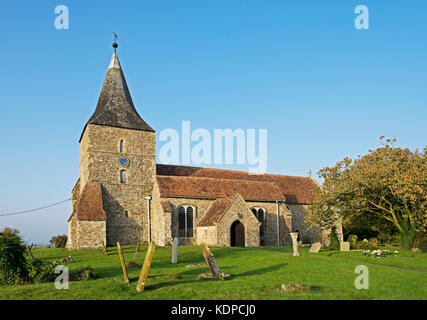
{"left": 67, "top": 42, "right": 156, "bottom": 249}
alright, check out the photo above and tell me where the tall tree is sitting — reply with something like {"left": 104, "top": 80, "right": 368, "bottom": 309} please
{"left": 306, "top": 138, "right": 426, "bottom": 249}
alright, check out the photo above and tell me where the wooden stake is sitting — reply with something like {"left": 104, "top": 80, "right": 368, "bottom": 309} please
{"left": 117, "top": 242, "right": 129, "bottom": 283}
{"left": 136, "top": 242, "right": 156, "bottom": 292}
{"left": 132, "top": 243, "right": 141, "bottom": 263}
{"left": 201, "top": 242, "right": 224, "bottom": 280}
{"left": 26, "top": 244, "right": 34, "bottom": 261}
{"left": 102, "top": 240, "right": 108, "bottom": 256}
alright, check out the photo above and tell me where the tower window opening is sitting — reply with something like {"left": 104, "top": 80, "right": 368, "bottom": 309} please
{"left": 120, "top": 169, "right": 127, "bottom": 183}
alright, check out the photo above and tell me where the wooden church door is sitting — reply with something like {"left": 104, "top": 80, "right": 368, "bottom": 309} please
{"left": 231, "top": 220, "right": 245, "bottom": 247}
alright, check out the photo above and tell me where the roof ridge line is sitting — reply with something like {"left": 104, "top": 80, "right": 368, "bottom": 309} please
{"left": 156, "top": 164, "right": 313, "bottom": 179}
{"left": 156, "top": 174, "right": 283, "bottom": 185}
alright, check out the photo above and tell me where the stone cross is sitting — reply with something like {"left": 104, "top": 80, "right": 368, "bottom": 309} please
{"left": 171, "top": 237, "right": 179, "bottom": 264}
{"left": 290, "top": 232, "right": 300, "bottom": 256}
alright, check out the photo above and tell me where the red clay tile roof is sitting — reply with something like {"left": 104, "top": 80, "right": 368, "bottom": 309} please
{"left": 156, "top": 164, "right": 318, "bottom": 204}
{"left": 156, "top": 175, "right": 285, "bottom": 201}
{"left": 198, "top": 198, "right": 232, "bottom": 227}
{"left": 76, "top": 182, "right": 106, "bottom": 221}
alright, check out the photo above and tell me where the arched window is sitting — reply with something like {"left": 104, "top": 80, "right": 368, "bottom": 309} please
{"left": 177, "top": 205, "right": 195, "bottom": 238}
{"left": 120, "top": 170, "right": 127, "bottom": 183}
{"left": 258, "top": 208, "right": 265, "bottom": 239}
{"left": 251, "top": 207, "right": 266, "bottom": 240}
{"left": 124, "top": 210, "right": 129, "bottom": 218}
{"left": 119, "top": 139, "right": 125, "bottom": 153}
{"left": 178, "top": 206, "right": 186, "bottom": 237}
{"left": 186, "top": 207, "right": 193, "bottom": 237}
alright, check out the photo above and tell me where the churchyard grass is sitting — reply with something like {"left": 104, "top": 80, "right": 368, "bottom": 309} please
{"left": 0, "top": 245, "right": 425, "bottom": 300}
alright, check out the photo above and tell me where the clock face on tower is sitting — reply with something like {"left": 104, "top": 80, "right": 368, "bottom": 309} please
{"left": 119, "top": 157, "right": 130, "bottom": 167}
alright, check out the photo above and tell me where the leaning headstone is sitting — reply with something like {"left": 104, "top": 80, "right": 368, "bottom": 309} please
{"left": 171, "top": 237, "right": 179, "bottom": 264}
{"left": 309, "top": 242, "right": 322, "bottom": 253}
{"left": 117, "top": 242, "right": 129, "bottom": 283}
{"left": 136, "top": 242, "right": 156, "bottom": 292}
{"left": 340, "top": 242, "right": 350, "bottom": 252}
{"left": 200, "top": 242, "right": 224, "bottom": 280}
{"left": 290, "top": 233, "right": 300, "bottom": 256}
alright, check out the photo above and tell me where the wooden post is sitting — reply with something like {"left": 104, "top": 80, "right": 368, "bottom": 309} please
{"left": 136, "top": 242, "right": 156, "bottom": 292}
{"left": 26, "top": 244, "right": 34, "bottom": 261}
{"left": 102, "top": 240, "right": 108, "bottom": 256}
{"left": 200, "top": 242, "right": 224, "bottom": 280}
{"left": 132, "top": 243, "right": 141, "bottom": 263}
{"left": 171, "top": 237, "right": 178, "bottom": 264}
{"left": 117, "top": 242, "right": 129, "bottom": 283}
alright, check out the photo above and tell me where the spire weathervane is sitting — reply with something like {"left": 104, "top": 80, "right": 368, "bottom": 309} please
{"left": 113, "top": 32, "right": 118, "bottom": 52}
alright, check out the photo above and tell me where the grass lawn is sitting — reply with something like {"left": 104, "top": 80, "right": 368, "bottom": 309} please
{"left": 0, "top": 245, "right": 426, "bottom": 300}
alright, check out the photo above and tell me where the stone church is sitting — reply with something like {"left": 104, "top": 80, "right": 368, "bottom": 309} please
{"left": 66, "top": 44, "right": 328, "bottom": 250}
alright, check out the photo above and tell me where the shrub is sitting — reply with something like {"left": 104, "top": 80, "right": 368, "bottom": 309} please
{"left": 0, "top": 232, "right": 28, "bottom": 285}
{"left": 27, "top": 259, "right": 59, "bottom": 283}
{"left": 0, "top": 227, "right": 21, "bottom": 238}
{"left": 347, "top": 234, "right": 358, "bottom": 249}
{"left": 357, "top": 238, "right": 376, "bottom": 250}
{"left": 50, "top": 235, "right": 68, "bottom": 248}
{"left": 70, "top": 266, "right": 95, "bottom": 281}
{"left": 329, "top": 227, "right": 340, "bottom": 250}
{"left": 368, "top": 237, "right": 379, "bottom": 249}
{"left": 301, "top": 234, "right": 312, "bottom": 245}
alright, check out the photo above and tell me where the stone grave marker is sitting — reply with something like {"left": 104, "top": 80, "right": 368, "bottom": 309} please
{"left": 340, "top": 241, "right": 350, "bottom": 252}
{"left": 117, "top": 242, "right": 129, "bottom": 283}
{"left": 200, "top": 242, "right": 225, "bottom": 280}
{"left": 309, "top": 242, "right": 322, "bottom": 253}
{"left": 136, "top": 242, "right": 156, "bottom": 292}
{"left": 171, "top": 237, "right": 179, "bottom": 264}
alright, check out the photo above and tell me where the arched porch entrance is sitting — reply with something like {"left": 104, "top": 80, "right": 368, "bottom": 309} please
{"left": 230, "top": 220, "right": 245, "bottom": 247}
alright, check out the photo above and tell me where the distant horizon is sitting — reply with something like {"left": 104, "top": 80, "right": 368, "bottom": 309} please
{"left": 1, "top": 0, "right": 426, "bottom": 244}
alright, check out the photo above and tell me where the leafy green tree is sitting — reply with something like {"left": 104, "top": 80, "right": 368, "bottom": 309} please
{"left": 0, "top": 228, "right": 28, "bottom": 284}
{"left": 329, "top": 227, "right": 340, "bottom": 250}
{"left": 50, "top": 235, "right": 68, "bottom": 248}
{"left": 306, "top": 138, "right": 426, "bottom": 250}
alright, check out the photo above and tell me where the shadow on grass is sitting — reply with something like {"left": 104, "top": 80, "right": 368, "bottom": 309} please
{"left": 144, "top": 280, "right": 198, "bottom": 291}
{"left": 233, "top": 263, "right": 288, "bottom": 279}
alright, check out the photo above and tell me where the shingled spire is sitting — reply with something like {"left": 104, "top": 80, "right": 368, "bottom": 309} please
{"left": 80, "top": 41, "right": 154, "bottom": 141}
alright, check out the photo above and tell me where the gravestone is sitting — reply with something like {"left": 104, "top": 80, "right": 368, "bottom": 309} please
{"left": 136, "top": 242, "right": 156, "bottom": 292}
{"left": 117, "top": 242, "right": 129, "bottom": 283}
{"left": 290, "top": 232, "right": 300, "bottom": 256}
{"left": 340, "top": 241, "right": 350, "bottom": 251}
{"left": 309, "top": 242, "right": 322, "bottom": 253}
{"left": 171, "top": 237, "right": 178, "bottom": 264}
{"left": 200, "top": 242, "right": 224, "bottom": 280}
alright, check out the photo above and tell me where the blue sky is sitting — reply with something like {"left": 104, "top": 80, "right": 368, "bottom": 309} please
{"left": 0, "top": 1, "right": 426, "bottom": 244}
